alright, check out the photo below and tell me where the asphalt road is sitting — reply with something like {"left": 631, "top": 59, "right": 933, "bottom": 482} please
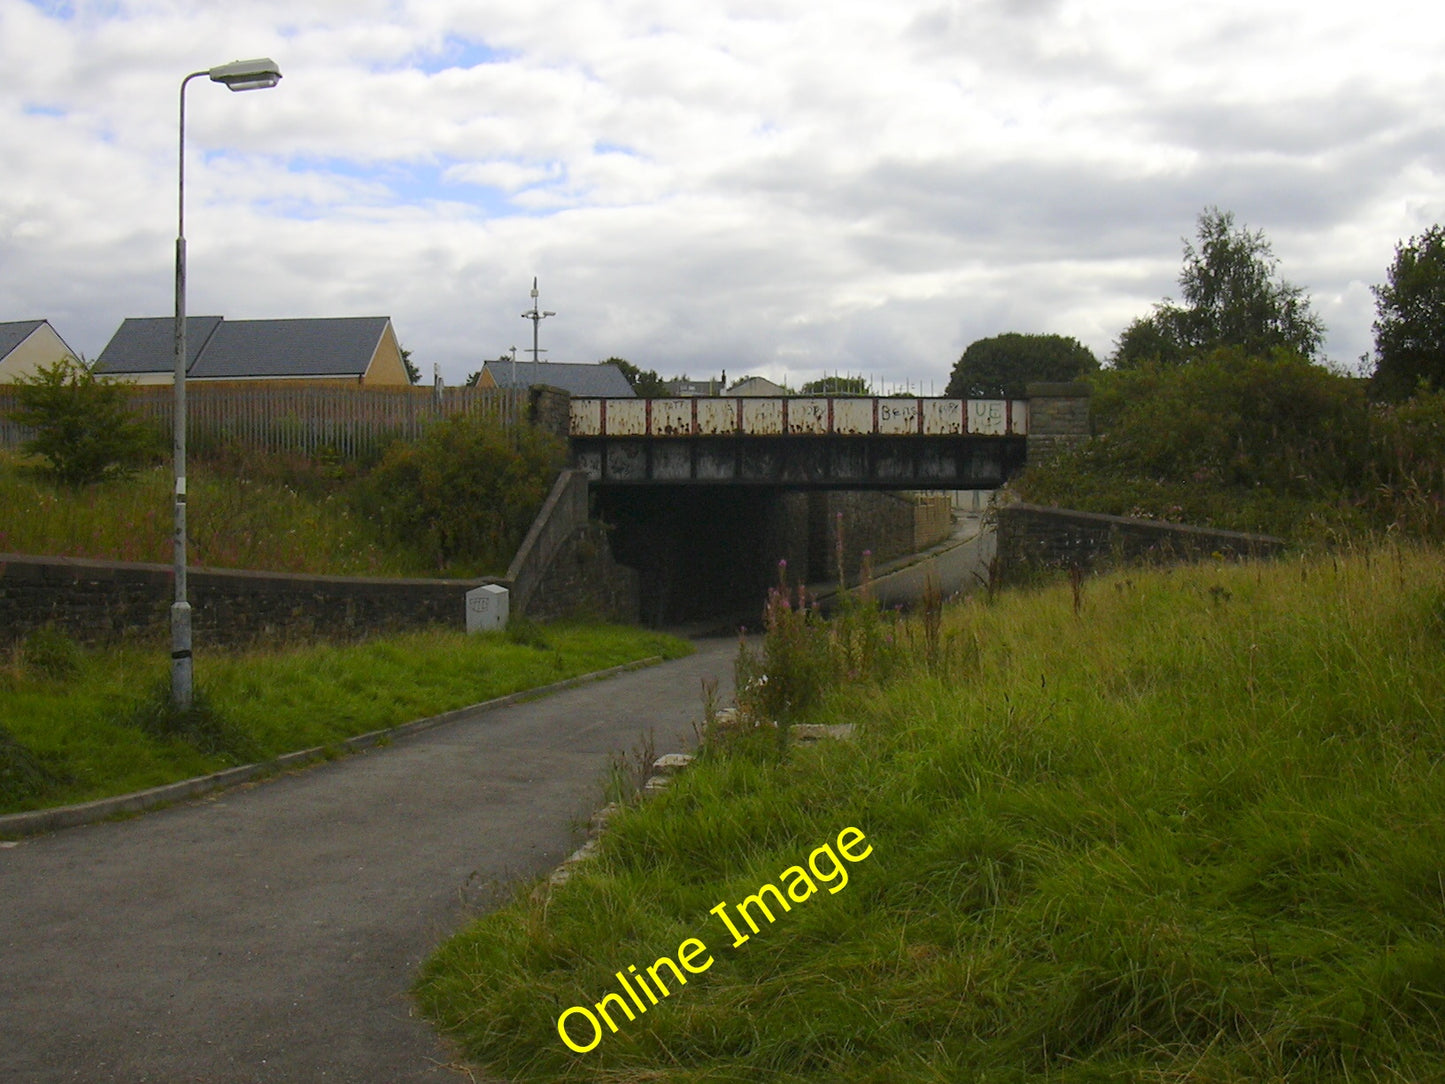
{"left": 810, "top": 513, "right": 996, "bottom": 611}
{"left": 0, "top": 636, "right": 739, "bottom": 1084}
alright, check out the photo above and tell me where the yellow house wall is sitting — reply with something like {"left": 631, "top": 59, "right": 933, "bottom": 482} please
{"left": 361, "top": 321, "right": 410, "bottom": 386}
{"left": 0, "top": 325, "right": 81, "bottom": 384}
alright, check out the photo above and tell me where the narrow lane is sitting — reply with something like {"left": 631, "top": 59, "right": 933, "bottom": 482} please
{"left": 0, "top": 638, "right": 738, "bottom": 1084}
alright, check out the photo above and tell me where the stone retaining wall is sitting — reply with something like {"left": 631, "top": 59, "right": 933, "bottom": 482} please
{"left": 0, "top": 553, "right": 489, "bottom": 647}
{"left": 0, "top": 468, "right": 640, "bottom": 646}
{"left": 994, "top": 502, "right": 1286, "bottom": 581}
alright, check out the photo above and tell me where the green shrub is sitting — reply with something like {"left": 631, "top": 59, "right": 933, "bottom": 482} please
{"left": 357, "top": 415, "right": 565, "bottom": 575}
{"left": 7, "top": 358, "right": 158, "bottom": 486}
{"left": 1015, "top": 349, "right": 1445, "bottom": 540}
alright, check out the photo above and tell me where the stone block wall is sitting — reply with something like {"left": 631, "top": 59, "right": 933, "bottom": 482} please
{"left": 1024, "top": 382, "right": 1091, "bottom": 464}
{"left": 0, "top": 470, "right": 641, "bottom": 646}
{"left": 524, "top": 522, "right": 640, "bottom": 624}
{"left": 806, "top": 491, "right": 952, "bottom": 584}
{"left": 529, "top": 386, "right": 573, "bottom": 440}
{"left": 994, "top": 503, "right": 1286, "bottom": 582}
{"left": 0, "top": 552, "right": 488, "bottom": 648}
{"left": 913, "top": 494, "right": 953, "bottom": 552}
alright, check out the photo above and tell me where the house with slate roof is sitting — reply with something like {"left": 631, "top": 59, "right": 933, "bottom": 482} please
{"left": 475, "top": 359, "right": 635, "bottom": 397}
{"left": 94, "top": 316, "right": 410, "bottom": 386}
{"left": 0, "top": 320, "right": 81, "bottom": 383}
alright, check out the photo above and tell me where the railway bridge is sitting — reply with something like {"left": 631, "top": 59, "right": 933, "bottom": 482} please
{"left": 558, "top": 383, "right": 1090, "bottom": 623}
{"left": 568, "top": 387, "right": 1087, "bottom": 489}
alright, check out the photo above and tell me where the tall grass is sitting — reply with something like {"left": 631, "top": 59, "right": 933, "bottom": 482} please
{"left": 417, "top": 544, "right": 1445, "bottom": 1082}
{"left": 0, "top": 450, "right": 418, "bottom": 575}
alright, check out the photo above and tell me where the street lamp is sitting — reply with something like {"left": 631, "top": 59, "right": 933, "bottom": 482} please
{"left": 172, "top": 58, "right": 282, "bottom": 710}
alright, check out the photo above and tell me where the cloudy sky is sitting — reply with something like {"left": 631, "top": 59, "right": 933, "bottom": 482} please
{"left": 3, "top": 0, "right": 1443, "bottom": 389}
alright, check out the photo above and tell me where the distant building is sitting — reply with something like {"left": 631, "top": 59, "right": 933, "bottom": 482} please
{"left": 664, "top": 376, "right": 725, "bottom": 397}
{"left": 476, "top": 359, "right": 635, "bottom": 397}
{"left": 727, "top": 375, "right": 791, "bottom": 397}
{"left": 0, "top": 320, "right": 81, "bottom": 383}
{"left": 94, "top": 316, "right": 409, "bottom": 386}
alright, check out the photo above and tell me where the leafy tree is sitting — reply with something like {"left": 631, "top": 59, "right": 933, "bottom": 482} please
{"left": 1111, "top": 314, "right": 1188, "bottom": 369}
{"left": 8, "top": 358, "right": 155, "bottom": 486}
{"left": 401, "top": 347, "right": 421, "bottom": 385}
{"left": 1113, "top": 207, "right": 1325, "bottom": 367}
{"left": 945, "top": 333, "right": 1098, "bottom": 398}
{"left": 606, "top": 357, "right": 671, "bottom": 397}
{"left": 1371, "top": 224, "right": 1445, "bottom": 398}
{"left": 799, "top": 376, "right": 872, "bottom": 396}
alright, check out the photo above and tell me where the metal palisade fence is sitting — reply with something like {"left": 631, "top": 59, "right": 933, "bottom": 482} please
{"left": 0, "top": 382, "right": 528, "bottom": 459}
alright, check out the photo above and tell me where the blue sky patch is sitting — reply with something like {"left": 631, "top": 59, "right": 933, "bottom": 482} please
{"left": 413, "top": 36, "right": 513, "bottom": 75}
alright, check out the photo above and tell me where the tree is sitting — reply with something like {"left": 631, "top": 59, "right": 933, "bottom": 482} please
{"left": 1112, "top": 207, "right": 1325, "bottom": 367}
{"left": 945, "top": 333, "right": 1098, "bottom": 398}
{"left": 606, "top": 357, "right": 671, "bottom": 397}
{"left": 799, "top": 376, "right": 872, "bottom": 396}
{"left": 1371, "top": 224, "right": 1445, "bottom": 398}
{"left": 401, "top": 347, "right": 421, "bottom": 384}
{"left": 8, "top": 358, "right": 155, "bottom": 485}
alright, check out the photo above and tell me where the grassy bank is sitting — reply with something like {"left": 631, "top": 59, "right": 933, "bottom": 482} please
{"left": 0, "top": 624, "right": 692, "bottom": 816}
{"left": 0, "top": 449, "right": 421, "bottom": 576}
{"left": 416, "top": 545, "right": 1445, "bottom": 1081}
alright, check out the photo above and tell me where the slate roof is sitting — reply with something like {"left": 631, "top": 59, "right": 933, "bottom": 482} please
{"left": 94, "top": 316, "right": 392, "bottom": 379}
{"left": 95, "top": 316, "right": 223, "bottom": 374}
{"left": 188, "top": 317, "right": 391, "bottom": 379}
{"left": 482, "top": 360, "right": 636, "bottom": 397}
{"left": 0, "top": 320, "right": 45, "bottom": 358}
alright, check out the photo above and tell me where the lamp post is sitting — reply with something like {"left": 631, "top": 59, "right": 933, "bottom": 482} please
{"left": 172, "top": 58, "right": 282, "bottom": 710}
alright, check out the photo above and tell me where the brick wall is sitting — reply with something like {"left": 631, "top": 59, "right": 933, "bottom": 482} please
{"left": 994, "top": 503, "right": 1286, "bottom": 582}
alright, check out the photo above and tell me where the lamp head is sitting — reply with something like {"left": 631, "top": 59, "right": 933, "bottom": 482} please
{"left": 208, "top": 58, "right": 282, "bottom": 92}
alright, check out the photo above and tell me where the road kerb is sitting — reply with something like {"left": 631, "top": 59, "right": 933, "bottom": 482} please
{"left": 0, "top": 655, "right": 666, "bottom": 840}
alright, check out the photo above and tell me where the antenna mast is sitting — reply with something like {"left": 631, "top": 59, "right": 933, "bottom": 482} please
{"left": 521, "top": 277, "right": 556, "bottom": 367}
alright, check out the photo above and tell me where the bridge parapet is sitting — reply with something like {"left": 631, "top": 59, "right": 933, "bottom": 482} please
{"left": 569, "top": 397, "right": 1028, "bottom": 439}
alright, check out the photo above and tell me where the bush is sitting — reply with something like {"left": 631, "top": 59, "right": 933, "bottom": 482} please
{"left": 1013, "top": 349, "right": 1423, "bottom": 538}
{"left": 7, "top": 358, "right": 157, "bottom": 486}
{"left": 357, "top": 415, "right": 565, "bottom": 575}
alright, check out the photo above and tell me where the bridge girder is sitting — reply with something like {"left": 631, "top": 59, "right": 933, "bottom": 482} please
{"left": 571, "top": 434, "right": 1026, "bottom": 489}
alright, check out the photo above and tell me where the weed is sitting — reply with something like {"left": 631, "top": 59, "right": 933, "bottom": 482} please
{"left": 121, "top": 684, "right": 261, "bottom": 765}
{"left": 19, "top": 626, "right": 81, "bottom": 681}
{"left": 0, "top": 727, "right": 71, "bottom": 806}
{"left": 505, "top": 617, "right": 551, "bottom": 650}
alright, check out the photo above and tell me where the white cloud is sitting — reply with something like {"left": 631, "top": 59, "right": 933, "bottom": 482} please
{"left": 3, "top": 0, "right": 1445, "bottom": 385}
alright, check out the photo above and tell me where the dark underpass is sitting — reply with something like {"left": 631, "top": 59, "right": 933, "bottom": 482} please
{"left": 593, "top": 485, "right": 957, "bottom": 626}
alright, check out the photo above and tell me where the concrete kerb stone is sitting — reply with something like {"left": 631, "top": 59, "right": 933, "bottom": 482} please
{"left": 0, "top": 655, "right": 667, "bottom": 841}
{"left": 540, "top": 751, "right": 698, "bottom": 897}
{"left": 539, "top": 723, "right": 857, "bottom": 897}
